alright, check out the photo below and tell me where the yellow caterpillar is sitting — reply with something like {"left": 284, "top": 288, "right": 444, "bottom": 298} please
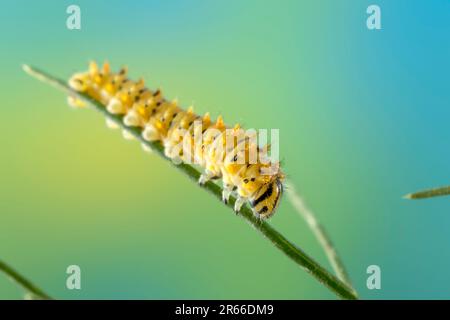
{"left": 68, "top": 61, "right": 284, "bottom": 218}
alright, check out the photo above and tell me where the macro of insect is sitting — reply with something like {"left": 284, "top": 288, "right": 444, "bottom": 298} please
{"left": 68, "top": 61, "right": 284, "bottom": 219}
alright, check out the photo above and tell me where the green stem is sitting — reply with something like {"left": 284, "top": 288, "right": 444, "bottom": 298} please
{"left": 404, "top": 186, "right": 450, "bottom": 199}
{"left": 22, "top": 64, "right": 358, "bottom": 300}
{"left": 0, "top": 259, "right": 52, "bottom": 299}
{"left": 286, "top": 181, "right": 355, "bottom": 293}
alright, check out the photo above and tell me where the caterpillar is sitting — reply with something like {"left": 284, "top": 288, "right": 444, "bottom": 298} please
{"left": 68, "top": 61, "right": 284, "bottom": 219}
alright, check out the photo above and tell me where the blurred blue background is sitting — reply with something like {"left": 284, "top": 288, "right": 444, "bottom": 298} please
{"left": 0, "top": 0, "right": 449, "bottom": 299}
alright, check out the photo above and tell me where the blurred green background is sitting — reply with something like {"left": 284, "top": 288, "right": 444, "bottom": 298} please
{"left": 1, "top": 0, "right": 450, "bottom": 299}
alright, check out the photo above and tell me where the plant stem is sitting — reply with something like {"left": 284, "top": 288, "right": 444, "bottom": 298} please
{"left": 285, "top": 181, "right": 355, "bottom": 292}
{"left": 404, "top": 186, "right": 450, "bottom": 199}
{"left": 22, "top": 64, "right": 358, "bottom": 300}
{"left": 0, "top": 259, "right": 52, "bottom": 299}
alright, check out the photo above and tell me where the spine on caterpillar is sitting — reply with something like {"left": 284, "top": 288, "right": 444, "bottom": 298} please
{"left": 68, "top": 61, "right": 284, "bottom": 219}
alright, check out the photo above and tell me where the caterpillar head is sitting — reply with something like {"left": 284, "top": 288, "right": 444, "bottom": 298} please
{"left": 250, "top": 175, "right": 284, "bottom": 219}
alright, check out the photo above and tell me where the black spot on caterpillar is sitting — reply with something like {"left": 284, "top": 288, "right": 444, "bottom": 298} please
{"left": 68, "top": 61, "right": 284, "bottom": 218}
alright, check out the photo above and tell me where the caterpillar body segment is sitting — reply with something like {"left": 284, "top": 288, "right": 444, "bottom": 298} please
{"left": 68, "top": 61, "right": 284, "bottom": 219}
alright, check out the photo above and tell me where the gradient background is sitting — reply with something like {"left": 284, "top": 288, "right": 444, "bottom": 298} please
{"left": 1, "top": 0, "right": 449, "bottom": 299}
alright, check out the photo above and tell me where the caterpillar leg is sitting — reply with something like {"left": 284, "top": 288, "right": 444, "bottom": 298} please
{"left": 163, "top": 144, "right": 183, "bottom": 165}
{"left": 222, "top": 183, "right": 233, "bottom": 205}
{"left": 251, "top": 207, "right": 262, "bottom": 220}
{"left": 198, "top": 170, "right": 217, "bottom": 186}
{"left": 234, "top": 195, "right": 247, "bottom": 214}
{"left": 106, "top": 97, "right": 126, "bottom": 114}
{"left": 142, "top": 125, "right": 160, "bottom": 142}
{"left": 123, "top": 110, "right": 141, "bottom": 127}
